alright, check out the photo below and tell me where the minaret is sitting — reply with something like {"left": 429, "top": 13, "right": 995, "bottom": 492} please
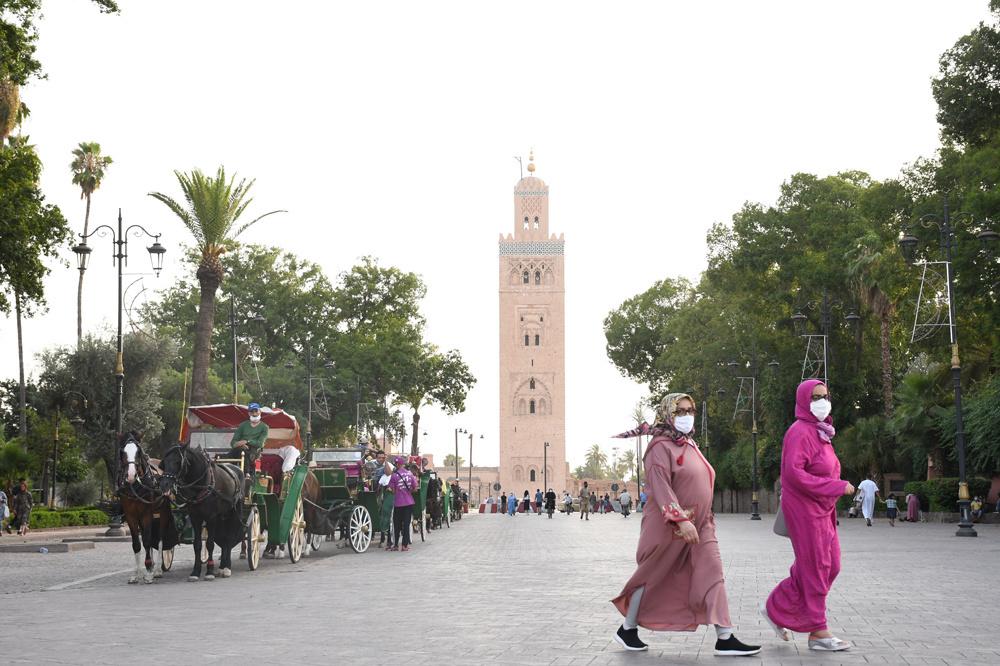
{"left": 498, "top": 151, "right": 567, "bottom": 496}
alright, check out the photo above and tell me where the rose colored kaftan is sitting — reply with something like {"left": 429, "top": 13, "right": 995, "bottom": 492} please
{"left": 766, "top": 379, "right": 849, "bottom": 634}
{"left": 611, "top": 435, "right": 731, "bottom": 631}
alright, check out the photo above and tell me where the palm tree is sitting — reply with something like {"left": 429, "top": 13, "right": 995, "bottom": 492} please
{"left": 583, "top": 443, "right": 608, "bottom": 479}
{"left": 149, "top": 167, "right": 284, "bottom": 404}
{"left": 70, "top": 142, "right": 113, "bottom": 344}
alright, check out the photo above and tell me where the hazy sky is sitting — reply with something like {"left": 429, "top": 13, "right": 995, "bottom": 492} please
{"left": 1, "top": 1, "right": 992, "bottom": 469}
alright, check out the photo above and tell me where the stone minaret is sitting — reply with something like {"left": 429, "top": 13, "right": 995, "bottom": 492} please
{"left": 498, "top": 151, "right": 567, "bottom": 497}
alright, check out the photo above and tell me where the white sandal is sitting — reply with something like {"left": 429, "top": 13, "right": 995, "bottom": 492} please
{"left": 758, "top": 601, "right": 790, "bottom": 641}
{"left": 808, "top": 636, "right": 851, "bottom": 651}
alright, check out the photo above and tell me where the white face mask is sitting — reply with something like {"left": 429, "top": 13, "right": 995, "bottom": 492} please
{"left": 809, "top": 399, "right": 832, "bottom": 421}
{"left": 673, "top": 414, "right": 695, "bottom": 434}
{"left": 249, "top": 415, "right": 261, "bottom": 424}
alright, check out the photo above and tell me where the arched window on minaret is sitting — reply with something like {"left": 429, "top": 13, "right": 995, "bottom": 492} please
{"left": 523, "top": 216, "right": 529, "bottom": 230}
{"left": 534, "top": 270, "right": 541, "bottom": 285}
{"left": 529, "top": 378, "right": 535, "bottom": 390}
{"left": 515, "top": 466, "right": 523, "bottom": 481}
{"left": 535, "top": 334, "right": 540, "bottom": 346}
{"left": 524, "top": 334, "right": 529, "bottom": 346}
{"left": 518, "top": 398, "right": 527, "bottom": 415}
{"left": 533, "top": 216, "right": 539, "bottom": 229}
{"left": 522, "top": 270, "right": 529, "bottom": 284}
{"left": 529, "top": 469, "right": 536, "bottom": 482}
{"left": 529, "top": 400, "right": 536, "bottom": 414}
{"left": 539, "top": 398, "right": 547, "bottom": 414}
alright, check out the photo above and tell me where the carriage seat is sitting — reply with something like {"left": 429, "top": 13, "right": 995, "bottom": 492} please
{"left": 259, "top": 454, "right": 284, "bottom": 494}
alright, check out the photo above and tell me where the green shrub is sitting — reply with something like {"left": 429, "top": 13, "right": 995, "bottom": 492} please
{"left": 902, "top": 477, "right": 990, "bottom": 512}
{"left": 64, "top": 478, "right": 99, "bottom": 507}
{"left": 25, "top": 507, "right": 108, "bottom": 529}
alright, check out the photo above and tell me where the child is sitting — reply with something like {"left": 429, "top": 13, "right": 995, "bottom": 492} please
{"left": 885, "top": 493, "right": 898, "bottom": 527}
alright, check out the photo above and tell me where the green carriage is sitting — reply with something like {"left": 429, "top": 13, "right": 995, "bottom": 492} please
{"left": 307, "top": 447, "right": 385, "bottom": 553}
{"left": 176, "top": 404, "right": 310, "bottom": 570}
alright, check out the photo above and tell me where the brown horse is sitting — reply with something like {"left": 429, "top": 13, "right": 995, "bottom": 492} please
{"left": 117, "top": 433, "right": 179, "bottom": 584}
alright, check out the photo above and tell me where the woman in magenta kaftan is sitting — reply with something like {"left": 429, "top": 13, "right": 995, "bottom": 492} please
{"left": 611, "top": 394, "right": 759, "bottom": 657}
{"left": 763, "top": 380, "right": 854, "bottom": 652}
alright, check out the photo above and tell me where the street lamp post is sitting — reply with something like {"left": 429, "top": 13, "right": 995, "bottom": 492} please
{"left": 228, "top": 298, "right": 266, "bottom": 403}
{"left": 729, "top": 347, "right": 779, "bottom": 521}
{"left": 285, "top": 343, "right": 335, "bottom": 456}
{"left": 790, "top": 288, "right": 861, "bottom": 386}
{"left": 454, "top": 428, "right": 466, "bottom": 483}
{"left": 469, "top": 431, "right": 481, "bottom": 503}
{"left": 73, "top": 209, "right": 166, "bottom": 537}
{"left": 543, "top": 441, "right": 549, "bottom": 493}
{"left": 898, "top": 195, "right": 997, "bottom": 538}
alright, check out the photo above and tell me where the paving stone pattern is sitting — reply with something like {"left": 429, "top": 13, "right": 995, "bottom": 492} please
{"left": 2, "top": 511, "right": 998, "bottom": 665}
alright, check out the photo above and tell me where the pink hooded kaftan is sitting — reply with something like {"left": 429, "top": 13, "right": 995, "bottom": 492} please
{"left": 766, "top": 379, "right": 849, "bottom": 634}
{"left": 611, "top": 432, "right": 731, "bottom": 631}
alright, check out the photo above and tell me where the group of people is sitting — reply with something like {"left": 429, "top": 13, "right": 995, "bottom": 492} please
{"left": 611, "top": 380, "right": 855, "bottom": 657}
{"left": 0, "top": 479, "right": 33, "bottom": 536}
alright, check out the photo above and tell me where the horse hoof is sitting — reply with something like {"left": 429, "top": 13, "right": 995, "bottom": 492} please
{"left": 204, "top": 574, "right": 215, "bottom": 581}
{"left": 220, "top": 568, "right": 231, "bottom": 578}
{"left": 187, "top": 576, "right": 199, "bottom": 582}
{"left": 143, "top": 576, "right": 154, "bottom": 584}
{"left": 153, "top": 571, "right": 163, "bottom": 579}
{"left": 128, "top": 576, "right": 139, "bottom": 584}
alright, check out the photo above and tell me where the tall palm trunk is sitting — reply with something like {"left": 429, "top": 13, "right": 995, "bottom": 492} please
{"left": 76, "top": 193, "right": 92, "bottom": 345}
{"left": 410, "top": 409, "right": 421, "bottom": 456}
{"left": 15, "top": 291, "right": 27, "bottom": 439}
{"left": 879, "top": 310, "right": 893, "bottom": 418}
{"left": 191, "top": 264, "right": 221, "bottom": 405}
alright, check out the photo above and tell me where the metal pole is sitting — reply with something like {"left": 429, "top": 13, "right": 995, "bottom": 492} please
{"left": 231, "top": 299, "right": 238, "bottom": 403}
{"left": 51, "top": 407, "right": 60, "bottom": 509}
{"left": 942, "top": 197, "right": 976, "bottom": 537}
{"left": 543, "top": 441, "right": 548, "bottom": 493}
{"left": 306, "top": 341, "right": 313, "bottom": 455}
{"left": 750, "top": 367, "right": 761, "bottom": 520}
{"left": 454, "top": 428, "right": 459, "bottom": 482}
{"left": 468, "top": 432, "right": 473, "bottom": 506}
{"left": 106, "top": 209, "right": 126, "bottom": 537}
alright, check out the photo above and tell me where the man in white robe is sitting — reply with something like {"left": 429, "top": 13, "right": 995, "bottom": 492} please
{"left": 857, "top": 476, "right": 879, "bottom": 526}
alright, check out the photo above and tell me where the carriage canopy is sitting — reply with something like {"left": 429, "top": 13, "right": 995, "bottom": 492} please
{"left": 181, "top": 404, "right": 303, "bottom": 451}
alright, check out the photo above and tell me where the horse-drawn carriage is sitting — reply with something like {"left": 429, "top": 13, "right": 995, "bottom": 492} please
{"left": 167, "top": 404, "right": 311, "bottom": 575}
{"left": 306, "top": 446, "right": 383, "bottom": 553}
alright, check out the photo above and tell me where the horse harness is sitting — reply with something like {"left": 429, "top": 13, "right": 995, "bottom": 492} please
{"left": 117, "top": 438, "right": 165, "bottom": 505}
{"left": 161, "top": 445, "right": 242, "bottom": 509}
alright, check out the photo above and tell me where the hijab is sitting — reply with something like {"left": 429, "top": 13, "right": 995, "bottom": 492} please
{"left": 795, "top": 379, "right": 835, "bottom": 443}
{"left": 646, "top": 392, "right": 696, "bottom": 464}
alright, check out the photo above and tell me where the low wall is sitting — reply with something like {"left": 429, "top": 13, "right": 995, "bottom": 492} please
{"left": 712, "top": 489, "right": 779, "bottom": 514}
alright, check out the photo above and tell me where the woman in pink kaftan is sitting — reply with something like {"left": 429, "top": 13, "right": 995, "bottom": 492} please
{"left": 611, "top": 394, "right": 759, "bottom": 657}
{"left": 763, "top": 379, "right": 854, "bottom": 652}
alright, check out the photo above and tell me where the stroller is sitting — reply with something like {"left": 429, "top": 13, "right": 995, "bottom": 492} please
{"left": 847, "top": 497, "right": 861, "bottom": 518}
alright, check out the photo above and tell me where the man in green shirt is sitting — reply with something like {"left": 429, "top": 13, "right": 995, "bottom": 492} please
{"left": 228, "top": 402, "right": 269, "bottom": 476}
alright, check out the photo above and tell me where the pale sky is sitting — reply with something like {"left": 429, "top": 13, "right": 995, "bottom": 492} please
{"left": 0, "top": 1, "right": 992, "bottom": 469}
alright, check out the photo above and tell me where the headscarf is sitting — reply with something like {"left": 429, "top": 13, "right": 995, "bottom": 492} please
{"left": 647, "top": 392, "right": 696, "bottom": 464}
{"left": 795, "top": 379, "right": 835, "bottom": 443}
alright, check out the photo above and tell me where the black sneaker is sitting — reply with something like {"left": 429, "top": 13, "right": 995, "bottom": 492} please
{"left": 714, "top": 635, "right": 761, "bottom": 657}
{"left": 614, "top": 625, "right": 648, "bottom": 651}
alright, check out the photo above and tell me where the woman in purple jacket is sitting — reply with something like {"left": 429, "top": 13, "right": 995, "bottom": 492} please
{"left": 388, "top": 458, "right": 419, "bottom": 552}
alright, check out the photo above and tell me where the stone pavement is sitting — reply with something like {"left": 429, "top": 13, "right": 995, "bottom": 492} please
{"left": 1, "top": 510, "right": 997, "bottom": 665}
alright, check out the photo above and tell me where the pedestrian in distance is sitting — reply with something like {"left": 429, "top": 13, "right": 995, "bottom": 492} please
{"left": 522, "top": 490, "right": 531, "bottom": 513}
{"left": 619, "top": 487, "right": 632, "bottom": 518}
{"left": 971, "top": 496, "right": 983, "bottom": 522}
{"left": 534, "top": 488, "right": 543, "bottom": 515}
{"left": 579, "top": 482, "right": 590, "bottom": 521}
{"left": 638, "top": 486, "right": 647, "bottom": 513}
{"left": 885, "top": 494, "right": 898, "bottom": 527}
{"left": 562, "top": 491, "right": 573, "bottom": 515}
{"left": 762, "top": 380, "right": 855, "bottom": 652}
{"left": 590, "top": 491, "right": 598, "bottom": 514}
{"left": 906, "top": 491, "right": 920, "bottom": 523}
{"left": 388, "top": 457, "right": 418, "bottom": 551}
{"left": 0, "top": 487, "right": 9, "bottom": 535}
{"left": 612, "top": 393, "right": 760, "bottom": 657}
{"left": 12, "top": 479, "right": 32, "bottom": 537}
{"left": 500, "top": 492, "right": 507, "bottom": 516}
{"left": 857, "top": 475, "right": 879, "bottom": 527}
{"left": 507, "top": 492, "right": 517, "bottom": 516}
{"left": 545, "top": 488, "right": 557, "bottom": 518}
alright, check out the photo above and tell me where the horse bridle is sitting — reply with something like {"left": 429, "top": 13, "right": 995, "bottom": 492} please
{"left": 160, "top": 445, "right": 215, "bottom": 507}
{"left": 118, "top": 437, "right": 163, "bottom": 504}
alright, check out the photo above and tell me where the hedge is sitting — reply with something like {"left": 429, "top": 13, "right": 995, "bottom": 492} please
{"left": 24, "top": 508, "right": 109, "bottom": 529}
{"left": 902, "top": 477, "right": 991, "bottom": 512}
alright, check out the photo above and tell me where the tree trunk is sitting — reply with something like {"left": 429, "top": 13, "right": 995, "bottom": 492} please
{"left": 76, "top": 193, "right": 92, "bottom": 346}
{"left": 879, "top": 310, "right": 893, "bottom": 418}
{"left": 191, "top": 268, "right": 221, "bottom": 405}
{"left": 15, "top": 290, "right": 26, "bottom": 439}
{"left": 410, "top": 409, "right": 420, "bottom": 456}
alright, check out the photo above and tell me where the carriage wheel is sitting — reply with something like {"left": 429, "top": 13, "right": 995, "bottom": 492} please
{"left": 288, "top": 496, "right": 306, "bottom": 564}
{"left": 309, "top": 532, "right": 323, "bottom": 551}
{"left": 247, "top": 507, "right": 263, "bottom": 571}
{"left": 349, "top": 505, "right": 373, "bottom": 553}
{"left": 161, "top": 547, "right": 174, "bottom": 572}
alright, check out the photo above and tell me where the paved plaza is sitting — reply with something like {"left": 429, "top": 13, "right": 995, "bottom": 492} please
{"left": 2, "top": 511, "right": 998, "bottom": 665}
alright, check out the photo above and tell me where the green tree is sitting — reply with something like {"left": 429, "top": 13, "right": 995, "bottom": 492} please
{"left": 397, "top": 347, "right": 476, "bottom": 455}
{"left": 70, "top": 141, "right": 112, "bottom": 344}
{"left": 148, "top": 167, "right": 284, "bottom": 405}
{"left": 581, "top": 444, "right": 608, "bottom": 479}
{"left": 442, "top": 454, "right": 464, "bottom": 468}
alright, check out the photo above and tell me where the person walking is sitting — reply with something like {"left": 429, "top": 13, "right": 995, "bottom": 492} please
{"left": 545, "top": 487, "right": 557, "bottom": 518}
{"left": 619, "top": 488, "right": 632, "bottom": 518}
{"left": 500, "top": 492, "right": 507, "bottom": 516}
{"left": 0, "top": 487, "right": 8, "bottom": 535}
{"left": 562, "top": 491, "right": 573, "bottom": 515}
{"left": 374, "top": 453, "right": 394, "bottom": 546}
{"left": 579, "top": 482, "right": 590, "bottom": 521}
{"left": 857, "top": 475, "right": 879, "bottom": 527}
{"left": 12, "top": 479, "right": 32, "bottom": 537}
{"left": 762, "top": 380, "right": 856, "bottom": 652}
{"left": 885, "top": 494, "right": 898, "bottom": 527}
{"left": 638, "top": 486, "right": 647, "bottom": 513}
{"left": 612, "top": 393, "right": 760, "bottom": 657}
{"left": 906, "top": 492, "right": 920, "bottom": 522}
{"left": 534, "top": 488, "right": 543, "bottom": 515}
{"left": 507, "top": 492, "right": 518, "bottom": 517}
{"left": 388, "top": 457, "right": 418, "bottom": 551}
{"left": 521, "top": 490, "right": 531, "bottom": 514}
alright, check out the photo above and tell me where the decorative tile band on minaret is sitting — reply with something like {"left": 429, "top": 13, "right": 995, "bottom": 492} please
{"left": 498, "top": 151, "right": 568, "bottom": 496}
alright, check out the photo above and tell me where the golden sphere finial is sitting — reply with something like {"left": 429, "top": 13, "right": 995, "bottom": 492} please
{"left": 527, "top": 148, "right": 535, "bottom": 173}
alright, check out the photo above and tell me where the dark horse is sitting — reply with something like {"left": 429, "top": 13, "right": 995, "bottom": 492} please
{"left": 159, "top": 444, "right": 244, "bottom": 581}
{"left": 117, "top": 432, "right": 179, "bottom": 584}
{"left": 425, "top": 476, "right": 443, "bottom": 530}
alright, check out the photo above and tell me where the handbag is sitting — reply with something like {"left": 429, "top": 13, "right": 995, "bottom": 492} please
{"left": 773, "top": 503, "right": 789, "bottom": 538}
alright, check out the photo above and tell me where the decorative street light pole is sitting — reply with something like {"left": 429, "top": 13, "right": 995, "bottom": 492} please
{"left": 543, "top": 441, "right": 550, "bottom": 494}
{"left": 73, "top": 210, "right": 166, "bottom": 537}
{"left": 729, "top": 345, "right": 779, "bottom": 521}
{"left": 285, "top": 343, "right": 335, "bottom": 456}
{"left": 790, "top": 288, "right": 860, "bottom": 386}
{"left": 898, "top": 195, "right": 998, "bottom": 538}
{"left": 469, "top": 431, "right": 481, "bottom": 502}
{"left": 454, "top": 427, "right": 466, "bottom": 483}
{"left": 228, "top": 297, "right": 265, "bottom": 403}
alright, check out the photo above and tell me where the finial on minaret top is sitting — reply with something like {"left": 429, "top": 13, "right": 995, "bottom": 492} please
{"left": 527, "top": 148, "right": 536, "bottom": 173}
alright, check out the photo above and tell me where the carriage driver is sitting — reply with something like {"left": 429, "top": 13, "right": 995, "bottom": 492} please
{"left": 228, "top": 402, "right": 269, "bottom": 477}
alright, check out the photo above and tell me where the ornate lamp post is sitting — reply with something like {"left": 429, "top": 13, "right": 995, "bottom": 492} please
{"left": 469, "top": 431, "right": 482, "bottom": 503}
{"left": 790, "top": 288, "right": 860, "bottom": 385}
{"left": 898, "top": 195, "right": 997, "bottom": 538}
{"left": 543, "top": 441, "right": 550, "bottom": 494}
{"left": 728, "top": 346, "right": 779, "bottom": 520}
{"left": 285, "top": 345, "right": 336, "bottom": 456}
{"left": 73, "top": 210, "right": 166, "bottom": 537}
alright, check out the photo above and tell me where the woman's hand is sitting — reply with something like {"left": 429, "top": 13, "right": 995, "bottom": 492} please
{"left": 676, "top": 520, "right": 699, "bottom": 544}
{"left": 843, "top": 482, "right": 855, "bottom": 495}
